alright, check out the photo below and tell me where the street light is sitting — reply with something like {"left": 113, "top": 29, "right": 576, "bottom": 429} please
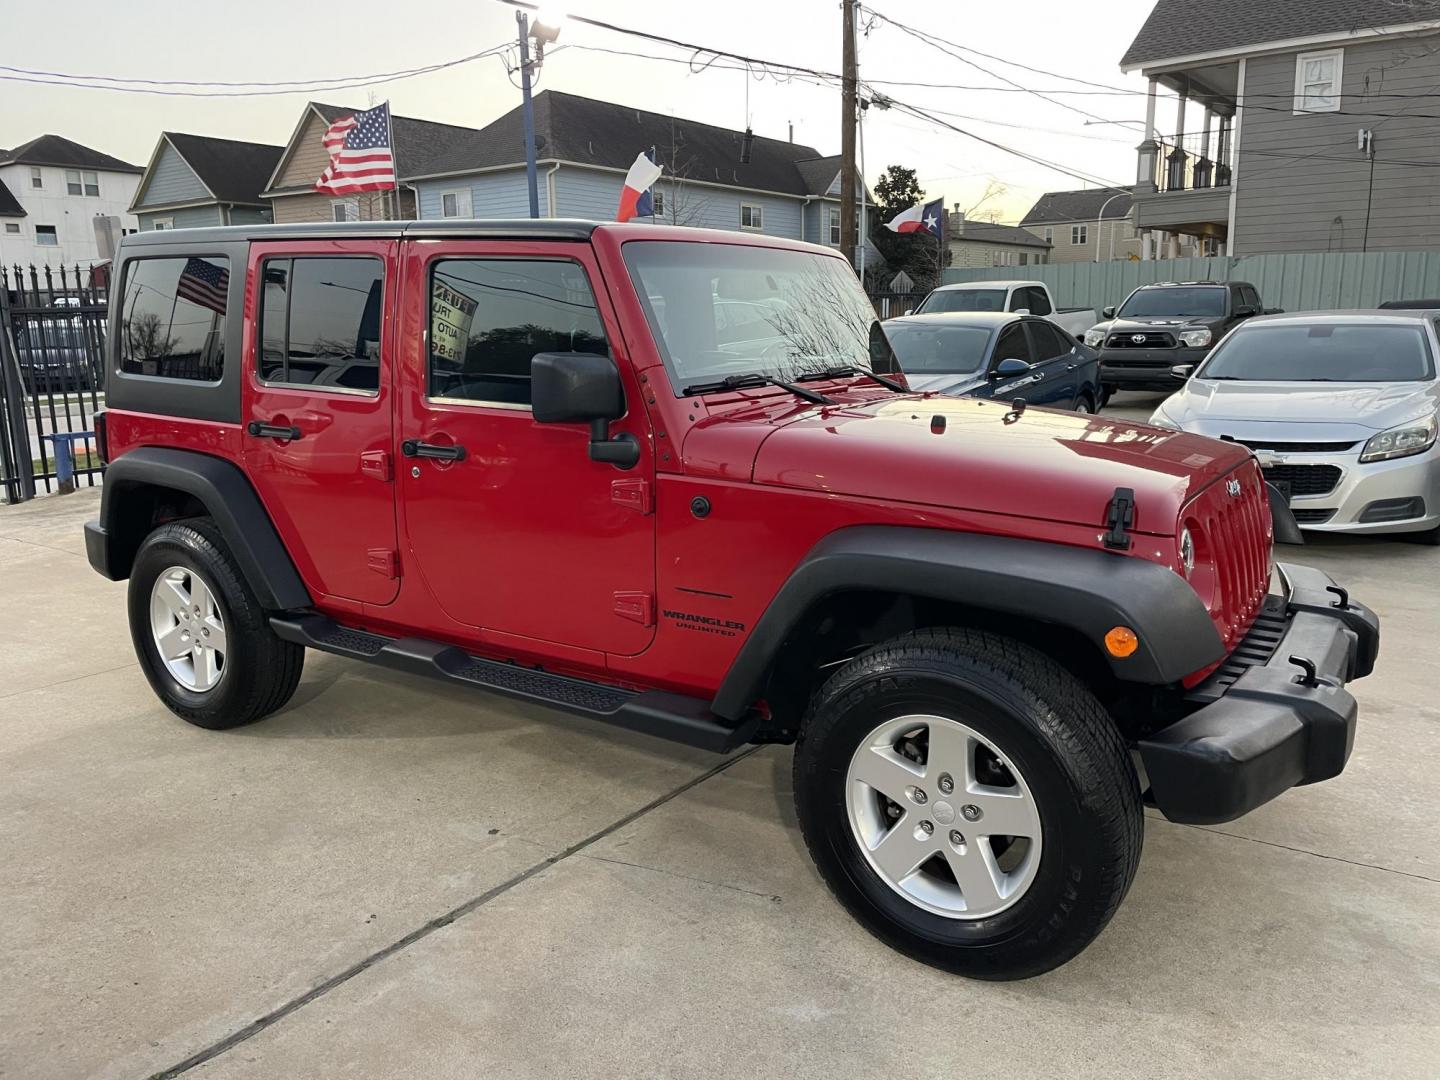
{"left": 517, "top": 9, "right": 565, "bottom": 218}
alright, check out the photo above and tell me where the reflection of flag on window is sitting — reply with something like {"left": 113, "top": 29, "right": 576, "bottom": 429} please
{"left": 176, "top": 257, "right": 229, "bottom": 313}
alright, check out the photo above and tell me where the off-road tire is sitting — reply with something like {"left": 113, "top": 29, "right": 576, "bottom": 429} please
{"left": 128, "top": 518, "right": 304, "bottom": 729}
{"left": 793, "top": 627, "right": 1142, "bottom": 980}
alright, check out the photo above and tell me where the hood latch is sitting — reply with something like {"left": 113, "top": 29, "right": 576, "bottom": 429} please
{"left": 1103, "top": 487, "right": 1137, "bottom": 550}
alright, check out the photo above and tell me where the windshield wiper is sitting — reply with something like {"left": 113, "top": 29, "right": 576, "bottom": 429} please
{"left": 796, "top": 365, "right": 907, "bottom": 392}
{"left": 681, "top": 372, "right": 834, "bottom": 405}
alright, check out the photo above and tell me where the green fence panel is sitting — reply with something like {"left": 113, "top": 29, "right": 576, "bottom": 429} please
{"left": 941, "top": 252, "right": 1440, "bottom": 315}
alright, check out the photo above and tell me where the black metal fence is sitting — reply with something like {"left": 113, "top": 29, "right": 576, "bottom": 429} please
{"left": 0, "top": 264, "right": 109, "bottom": 503}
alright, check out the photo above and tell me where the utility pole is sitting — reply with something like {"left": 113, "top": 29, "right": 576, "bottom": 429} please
{"left": 839, "top": 0, "right": 858, "bottom": 270}
{"left": 517, "top": 10, "right": 541, "bottom": 219}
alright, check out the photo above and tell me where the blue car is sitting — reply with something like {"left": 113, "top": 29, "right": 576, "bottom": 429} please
{"left": 882, "top": 312, "right": 1103, "bottom": 413}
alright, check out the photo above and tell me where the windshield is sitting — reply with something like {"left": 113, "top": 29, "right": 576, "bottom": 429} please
{"left": 917, "top": 288, "right": 1007, "bottom": 314}
{"left": 623, "top": 241, "right": 894, "bottom": 391}
{"left": 1199, "top": 323, "right": 1434, "bottom": 382}
{"left": 1118, "top": 286, "right": 1226, "bottom": 318}
{"left": 884, "top": 323, "right": 993, "bottom": 375}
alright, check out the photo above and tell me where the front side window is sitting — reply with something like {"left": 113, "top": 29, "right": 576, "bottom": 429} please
{"left": 994, "top": 323, "right": 1035, "bottom": 365}
{"left": 1118, "top": 286, "right": 1226, "bottom": 318}
{"left": 624, "top": 240, "right": 894, "bottom": 391}
{"left": 35, "top": 225, "right": 58, "bottom": 246}
{"left": 1295, "top": 49, "right": 1342, "bottom": 113}
{"left": 258, "top": 257, "right": 383, "bottom": 391}
{"left": 1071, "top": 224, "right": 1088, "bottom": 246}
{"left": 1201, "top": 323, "right": 1433, "bottom": 382}
{"left": 428, "top": 258, "right": 609, "bottom": 406}
{"left": 740, "top": 204, "right": 763, "bottom": 230}
{"left": 1028, "top": 321, "right": 1071, "bottom": 361}
{"left": 118, "top": 256, "right": 229, "bottom": 381}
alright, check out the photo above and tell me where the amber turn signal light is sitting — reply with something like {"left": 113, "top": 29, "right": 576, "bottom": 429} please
{"left": 1104, "top": 626, "right": 1139, "bottom": 658}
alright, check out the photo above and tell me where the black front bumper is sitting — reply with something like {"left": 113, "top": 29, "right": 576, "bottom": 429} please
{"left": 1138, "top": 563, "right": 1380, "bottom": 825}
{"left": 1099, "top": 346, "right": 1211, "bottom": 391}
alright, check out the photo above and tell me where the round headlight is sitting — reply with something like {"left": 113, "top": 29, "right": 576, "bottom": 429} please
{"left": 1179, "top": 527, "right": 1195, "bottom": 577}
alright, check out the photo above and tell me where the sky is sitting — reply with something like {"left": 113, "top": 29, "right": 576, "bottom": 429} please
{"left": 1, "top": 0, "right": 1163, "bottom": 224}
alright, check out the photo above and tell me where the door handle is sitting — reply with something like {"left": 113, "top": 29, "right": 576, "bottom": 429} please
{"left": 402, "top": 439, "right": 466, "bottom": 462}
{"left": 1065, "top": 363, "right": 1077, "bottom": 372}
{"left": 247, "top": 421, "right": 303, "bottom": 441}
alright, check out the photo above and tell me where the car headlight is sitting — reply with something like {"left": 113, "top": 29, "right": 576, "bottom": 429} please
{"left": 1149, "top": 405, "right": 1181, "bottom": 430}
{"left": 1178, "top": 329, "right": 1212, "bottom": 348}
{"left": 1178, "top": 527, "right": 1195, "bottom": 577}
{"left": 1359, "top": 414, "right": 1438, "bottom": 463}
{"left": 1083, "top": 328, "right": 1106, "bottom": 348}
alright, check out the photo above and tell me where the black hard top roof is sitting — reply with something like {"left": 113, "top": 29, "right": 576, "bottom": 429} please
{"left": 120, "top": 219, "right": 600, "bottom": 248}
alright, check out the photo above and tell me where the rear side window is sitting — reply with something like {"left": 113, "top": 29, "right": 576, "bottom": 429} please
{"left": 427, "top": 258, "right": 609, "bottom": 406}
{"left": 258, "top": 257, "right": 384, "bottom": 392}
{"left": 118, "top": 256, "right": 229, "bottom": 381}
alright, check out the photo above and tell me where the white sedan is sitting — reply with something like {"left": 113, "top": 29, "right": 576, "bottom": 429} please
{"left": 1149, "top": 311, "right": 1440, "bottom": 543}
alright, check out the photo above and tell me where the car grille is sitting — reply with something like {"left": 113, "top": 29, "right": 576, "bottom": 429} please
{"left": 1187, "top": 459, "right": 1273, "bottom": 650}
{"left": 1291, "top": 508, "right": 1336, "bottom": 524}
{"left": 1106, "top": 332, "right": 1176, "bottom": 348}
{"left": 1233, "top": 438, "right": 1357, "bottom": 453}
{"left": 1262, "top": 464, "right": 1342, "bottom": 497}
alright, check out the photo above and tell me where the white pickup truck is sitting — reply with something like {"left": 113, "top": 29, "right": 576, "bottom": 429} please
{"left": 913, "top": 280, "right": 1099, "bottom": 339}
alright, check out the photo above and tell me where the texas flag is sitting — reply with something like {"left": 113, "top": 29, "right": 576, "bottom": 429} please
{"left": 885, "top": 197, "right": 945, "bottom": 238}
{"left": 617, "top": 150, "right": 663, "bottom": 222}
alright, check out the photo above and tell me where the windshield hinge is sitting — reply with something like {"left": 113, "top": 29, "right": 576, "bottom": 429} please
{"left": 1103, "top": 487, "right": 1136, "bottom": 550}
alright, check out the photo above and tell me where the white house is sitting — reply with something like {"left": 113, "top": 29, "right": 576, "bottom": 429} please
{"left": 0, "top": 135, "right": 142, "bottom": 267}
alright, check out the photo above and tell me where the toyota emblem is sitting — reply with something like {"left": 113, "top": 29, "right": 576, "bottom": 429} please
{"left": 1130, "top": 334, "right": 1147, "bottom": 344}
{"left": 1226, "top": 478, "right": 1242, "bottom": 497}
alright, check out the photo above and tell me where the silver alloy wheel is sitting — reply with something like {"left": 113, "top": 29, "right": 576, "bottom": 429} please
{"left": 845, "top": 714, "right": 1043, "bottom": 919}
{"left": 149, "top": 566, "right": 227, "bottom": 693}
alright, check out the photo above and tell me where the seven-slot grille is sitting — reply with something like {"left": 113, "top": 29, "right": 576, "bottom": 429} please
{"left": 1188, "top": 461, "right": 1273, "bottom": 649}
{"left": 1106, "top": 331, "right": 1176, "bottom": 348}
{"left": 1234, "top": 438, "right": 1357, "bottom": 453}
{"left": 1261, "top": 463, "right": 1343, "bottom": 497}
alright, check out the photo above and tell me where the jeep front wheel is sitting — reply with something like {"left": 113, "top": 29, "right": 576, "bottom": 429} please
{"left": 793, "top": 627, "right": 1142, "bottom": 980}
{"left": 128, "top": 519, "right": 304, "bottom": 729}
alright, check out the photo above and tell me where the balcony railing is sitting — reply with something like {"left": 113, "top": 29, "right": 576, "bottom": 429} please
{"left": 1145, "top": 128, "right": 1235, "bottom": 194}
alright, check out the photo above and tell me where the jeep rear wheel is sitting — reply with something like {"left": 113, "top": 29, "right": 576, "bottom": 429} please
{"left": 793, "top": 627, "right": 1142, "bottom": 980}
{"left": 128, "top": 519, "right": 303, "bottom": 729}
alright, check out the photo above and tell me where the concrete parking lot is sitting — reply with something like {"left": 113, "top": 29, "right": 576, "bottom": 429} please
{"left": 3, "top": 395, "right": 1438, "bottom": 1079}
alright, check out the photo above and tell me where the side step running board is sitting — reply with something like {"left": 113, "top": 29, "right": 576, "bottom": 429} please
{"left": 269, "top": 614, "right": 757, "bottom": 753}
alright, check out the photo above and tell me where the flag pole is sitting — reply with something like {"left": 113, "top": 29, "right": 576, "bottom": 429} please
{"left": 385, "top": 102, "right": 398, "bottom": 220}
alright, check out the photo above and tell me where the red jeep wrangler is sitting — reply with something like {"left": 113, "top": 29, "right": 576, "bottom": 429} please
{"left": 86, "top": 221, "right": 1378, "bottom": 979}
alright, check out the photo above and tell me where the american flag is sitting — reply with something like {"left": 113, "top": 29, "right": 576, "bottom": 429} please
{"left": 175, "top": 257, "right": 229, "bottom": 314}
{"left": 315, "top": 102, "right": 397, "bottom": 195}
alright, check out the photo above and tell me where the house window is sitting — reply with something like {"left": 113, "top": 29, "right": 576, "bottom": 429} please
{"left": 1071, "top": 225, "right": 1088, "bottom": 246}
{"left": 84, "top": 171, "right": 100, "bottom": 197}
{"left": 1043, "top": 226, "right": 1053, "bottom": 245}
{"left": 740, "top": 203, "right": 763, "bottom": 230}
{"left": 30, "top": 167, "right": 42, "bottom": 189}
{"left": 332, "top": 199, "right": 359, "bottom": 222}
{"left": 827, "top": 206, "right": 841, "bottom": 245}
{"left": 991, "top": 250, "right": 1018, "bottom": 267}
{"left": 652, "top": 189, "right": 664, "bottom": 217}
{"left": 1295, "top": 49, "right": 1343, "bottom": 113}
{"left": 4, "top": 223, "right": 19, "bottom": 234}
{"left": 439, "top": 190, "right": 471, "bottom": 218}
{"left": 35, "top": 225, "right": 58, "bottom": 246}
{"left": 151, "top": 218, "right": 173, "bottom": 231}
{"left": 66, "top": 170, "right": 82, "bottom": 196}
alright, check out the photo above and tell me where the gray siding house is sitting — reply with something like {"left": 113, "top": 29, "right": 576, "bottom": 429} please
{"left": 407, "top": 90, "right": 877, "bottom": 256}
{"left": 945, "top": 211, "right": 1052, "bottom": 268}
{"left": 1020, "top": 187, "right": 1143, "bottom": 263}
{"left": 1122, "top": 0, "right": 1440, "bottom": 256}
{"left": 130, "top": 133, "right": 283, "bottom": 231}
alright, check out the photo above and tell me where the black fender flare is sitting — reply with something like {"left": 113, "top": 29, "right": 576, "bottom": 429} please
{"left": 85, "top": 446, "right": 311, "bottom": 611}
{"left": 711, "top": 525, "right": 1224, "bottom": 720}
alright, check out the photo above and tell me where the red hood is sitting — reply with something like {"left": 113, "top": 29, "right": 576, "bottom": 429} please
{"left": 683, "top": 392, "right": 1250, "bottom": 535}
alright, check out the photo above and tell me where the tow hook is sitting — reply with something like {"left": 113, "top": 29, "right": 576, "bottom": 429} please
{"left": 1288, "top": 655, "right": 1321, "bottom": 688}
{"left": 1325, "top": 584, "right": 1350, "bottom": 610}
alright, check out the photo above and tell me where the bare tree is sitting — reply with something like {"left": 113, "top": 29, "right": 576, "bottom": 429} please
{"left": 966, "top": 178, "right": 1009, "bottom": 218}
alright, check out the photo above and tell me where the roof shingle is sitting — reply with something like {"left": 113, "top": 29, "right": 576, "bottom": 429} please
{"left": 951, "top": 219, "right": 1052, "bottom": 247}
{"left": 1020, "top": 187, "right": 1133, "bottom": 225}
{"left": 164, "top": 133, "right": 284, "bottom": 205}
{"left": 1121, "top": 0, "right": 1440, "bottom": 68}
{"left": 0, "top": 134, "right": 141, "bottom": 174}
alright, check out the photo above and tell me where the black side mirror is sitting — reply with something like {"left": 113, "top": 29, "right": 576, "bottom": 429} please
{"left": 531, "top": 352, "right": 639, "bottom": 468}
{"left": 991, "top": 358, "right": 1032, "bottom": 379}
{"left": 1102, "top": 305, "right": 1116, "bottom": 319}
{"left": 1235, "top": 306, "right": 1257, "bottom": 318}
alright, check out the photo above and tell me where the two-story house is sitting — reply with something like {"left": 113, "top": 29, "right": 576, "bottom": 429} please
{"left": 945, "top": 209, "right": 1052, "bottom": 267}
{"left": 0, "top": 136, "right": 141, "bottom": 266}
{"left": 130, "top": 133, "right": 284, "bottom": 231}
{"left": 1020, "top": 187, "right": 1141, "bottom": 263}
{"left": 406, "top": 90, "right": 877, "bottom": 256}
{"left": 1123, "top": 0, "right": 1440, "bottom": 256}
